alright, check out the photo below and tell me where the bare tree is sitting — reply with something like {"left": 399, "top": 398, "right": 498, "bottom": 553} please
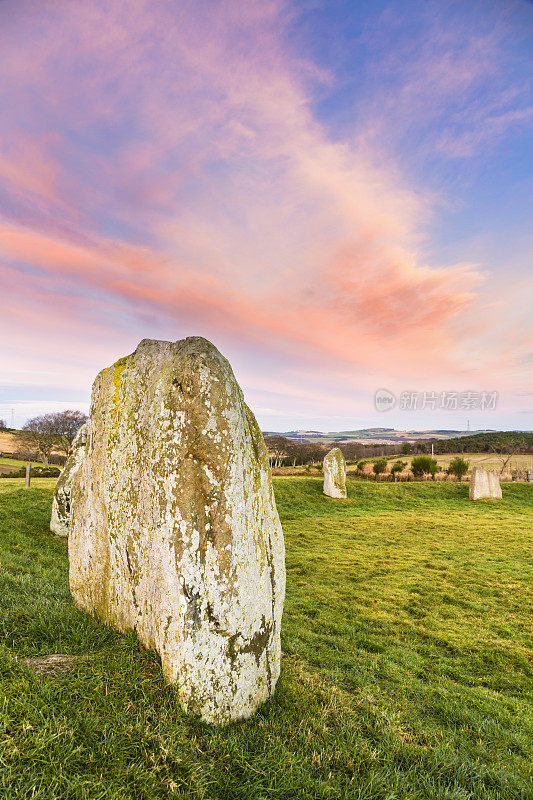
{"left": 51, "top": 410, "right": 88, "bottom": 448}
{"left": 489, "top": 436, "right": 527, "bottom": 475}
{"left": 299, "top": 443, "right": 326, "bottom": 466}
{"left": 339, "top": 442, "right": 364, "bottom": 461}
{"left": 21, "top": 410, "right": 88, "bottom": 464}
{"left": 264, "top": 435, "right": 292, "bottom": 468}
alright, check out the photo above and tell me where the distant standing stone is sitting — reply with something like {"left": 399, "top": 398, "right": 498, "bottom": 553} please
{"left": 323, "top": 447, "right": 347, "bottom": 498}
{"left": 469, "top": 467, "right": 502, "bottom": 500}
{"left": 68, "top": 337, "right": 285, "bottom": 725}
{"left": 50, "top": 423, "right": 88, "bottom": 536}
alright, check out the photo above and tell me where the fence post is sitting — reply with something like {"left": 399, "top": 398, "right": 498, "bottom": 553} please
{"left": 25, "top": 462, "right": 31, "bottom": 488}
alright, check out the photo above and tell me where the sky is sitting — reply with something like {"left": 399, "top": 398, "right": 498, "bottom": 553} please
{"left": 1, "top": 0, "right": 532, "bottom": 432}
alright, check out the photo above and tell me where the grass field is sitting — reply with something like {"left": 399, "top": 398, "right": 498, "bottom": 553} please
{"left": 273, "top": 452, "right": 533, "bottom": 479}
{"left": 432, "top": 453, "right": 533, "bottom": 474}
{"left": 0, "top": 477, "right": 58, "bottom": 493}
{"left": 0, "top": 477, "right": 531, "bottom": 799}
{"left": 0, "top": 461, "right": 60, "bottom": 477}
{"left": 357, "top": 453, "right": 533, "bottom": 477}
{"left": 0, "top": 457, "right": 29, "bottom": 467}
{"left": 0, "top": 456, "right": 45, "bottom": 473}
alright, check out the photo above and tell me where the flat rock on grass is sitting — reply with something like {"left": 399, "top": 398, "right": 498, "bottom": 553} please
{"left": 21, "top": 654, "right": 78, "bottom": 675}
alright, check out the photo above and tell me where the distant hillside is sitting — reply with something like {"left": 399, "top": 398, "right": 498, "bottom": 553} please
{"left": 0, "top": 430, "right": 21, "bottom": 455}
{"left": 263, "top": 428, "right": 533, "bottom": 468}
{"left": 337, "top": 428, "right": 394, "bottom": 435}
{"left": 262, "top": 428, "right": 492, "bottom": 445}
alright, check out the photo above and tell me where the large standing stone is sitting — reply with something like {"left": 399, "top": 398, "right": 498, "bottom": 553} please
{"left": 469, "top": 467, "right": 502, "bottom": 500}
{"left": 323, "top": 447, "right": 347, "bottom": 498}
{"left": 50, "top": 423, "right": 88, "bottom": 537}
{"left": 69, "top": 337, "right": 285, "bottom": 724}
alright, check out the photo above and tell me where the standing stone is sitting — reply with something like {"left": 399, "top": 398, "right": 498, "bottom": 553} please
{"left": 69, "top": 338, "right": 285, "bottom": 724}
{"left": 323, "top": 447, "right": 347, "bottom": 498}
{"left": 469, "top": 467, "right": 502, "bottom": 500}
{"left": 50, "top": 423, "right": 88, "bottom": 536}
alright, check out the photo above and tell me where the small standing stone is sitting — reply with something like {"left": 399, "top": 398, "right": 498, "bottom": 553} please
{"left": 323, "top": 447, "right": 347, "bottom": 498}
{"left": 469, "top": 467, "right": 502, "bottom": 500}
{"left": 50, "top": 423, "right": 88, "bottom": 536}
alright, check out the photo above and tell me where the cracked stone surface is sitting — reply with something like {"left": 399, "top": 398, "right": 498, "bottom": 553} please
{"left": 469, "top": 467, "right": 502, "bottom": 500}
{"left": 323, "top": 447, "right": 347, "bottom": 499}
{"left": 50, "top": 423, "right": 88, "bottom": 537}
{"left": 68, "top": 337, "right": 285, "bottom": 724}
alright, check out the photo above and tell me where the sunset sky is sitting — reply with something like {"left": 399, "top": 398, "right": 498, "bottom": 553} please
{"left": 1, "top": 0, "right": 532, "bottom": 432}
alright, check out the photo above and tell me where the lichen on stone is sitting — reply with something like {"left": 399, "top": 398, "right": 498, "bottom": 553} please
{"left": 469, "top": 467, "right": 502, "bottom": 501}
{"left": 68, "top": 337, "right": 285, "bottom": 724}
{"left": 50, "top": 423, "right": 88, "bottom": 537}
{"left": 322, "top": 447, "right": 347, "bottom": 499}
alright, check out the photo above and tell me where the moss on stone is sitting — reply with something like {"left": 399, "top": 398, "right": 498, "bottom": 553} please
{"left": 323, "top": 447, "right": 347, "bottom": 498}
{"left": 69, "top": 337, "right": 285, "bottom": 724}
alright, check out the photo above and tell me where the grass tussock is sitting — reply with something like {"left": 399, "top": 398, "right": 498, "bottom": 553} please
{"left": 0, "top": 477, "right": 531, "bottom": 799}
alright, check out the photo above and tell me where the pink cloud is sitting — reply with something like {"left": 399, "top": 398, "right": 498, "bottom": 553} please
{"left": 0, "top": 0, "right": 530, "bottom": 420}
{"left": 0, "top": 216, "right": 482, "bottom": 385}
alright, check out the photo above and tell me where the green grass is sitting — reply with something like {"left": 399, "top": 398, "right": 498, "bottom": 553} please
{"left": 0, "top": 457, "right": 38, "bottom": 470}
{"left": 0, "top": 477, "right": 531, "bottom": 799}
{"left": 0, "top": 457, "right": 49, "bottom": 467}
{"left": 0, "top": 458, "right": 51, "bottom": 478}
{"left": 0, "top": 478, "right": 58, "bottom": 492}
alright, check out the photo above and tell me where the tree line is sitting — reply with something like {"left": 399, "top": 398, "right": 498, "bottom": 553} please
{"left": 421, "top": 431, "right": 532, "bottom": 454}
{"left": 3, "top": 415, "right": 530, "bottom": 468}
{"left": 263, "top": 430, "right": 532, "bottom": 468}
{"left": 0, "top": 410, "right": 88, "bottom": 464}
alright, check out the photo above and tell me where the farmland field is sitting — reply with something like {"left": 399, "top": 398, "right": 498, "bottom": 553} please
{"left": 0, "top": 457, "right": 29, "bottom": 468}
{"left": 352, "top": 453, "right": 533, "bottom": 476}
{"left": 0, "top": 431, "right": 21, "bottom": 456}
{"left": 272, "top": 452, "right": 533, "bottom": 479}
{"left": 432, "top": 452, "right": 533, "bottom": 474}
{"left": 0, "top": 477, "right": 531, "bottom": 799}
{"left": 0, "top": 477, "right": 58, "bottom": 493}
{"left": 0, "top": 457, "right": 44, "bottom": 473}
